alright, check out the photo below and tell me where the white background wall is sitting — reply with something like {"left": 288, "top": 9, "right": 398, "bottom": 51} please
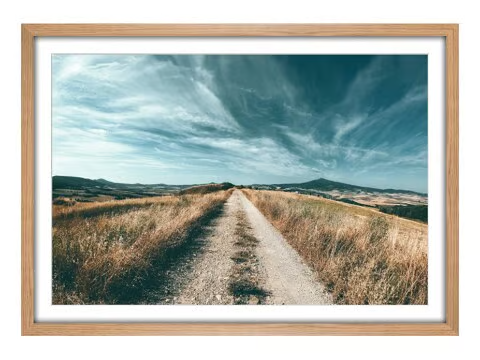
{"left": 0, "top": 1, "right": 476, "bottom": 358}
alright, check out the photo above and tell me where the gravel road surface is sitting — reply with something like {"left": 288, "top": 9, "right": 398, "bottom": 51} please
{"left": 166, "top": 190, "right": 332, "bottom": 305}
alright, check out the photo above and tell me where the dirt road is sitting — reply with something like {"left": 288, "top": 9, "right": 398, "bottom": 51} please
{"left": 165, "top": 190, "right": 332, "bottom": 305}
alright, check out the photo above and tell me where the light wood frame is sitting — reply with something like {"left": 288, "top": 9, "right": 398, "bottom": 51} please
{"left": 21, "top": 24, "right": 459, "bottom": 336}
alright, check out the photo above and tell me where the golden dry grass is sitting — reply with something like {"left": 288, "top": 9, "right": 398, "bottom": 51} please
{"left": 53, "top": 196, "right": 169, "bottom": 220}
{"left": 53, "top": 190, "right": 232, "bottom": 304}
{"left": 243, "top": 189, "right": 428, "bottom": 305}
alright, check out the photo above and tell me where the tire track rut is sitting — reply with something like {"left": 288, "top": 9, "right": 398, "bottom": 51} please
{"left": 161, "top": 190, "right": 332, "bottom": 305}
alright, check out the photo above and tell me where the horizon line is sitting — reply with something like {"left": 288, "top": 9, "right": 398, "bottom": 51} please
{"left": 52, "top": 174, "right": 427, "bottom": 195}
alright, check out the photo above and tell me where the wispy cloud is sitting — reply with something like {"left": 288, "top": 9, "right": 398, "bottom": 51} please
{"left": 53, "top": 55, "right": 428, "bottom": 191}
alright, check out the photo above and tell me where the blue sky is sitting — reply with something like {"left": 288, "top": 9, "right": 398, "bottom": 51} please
{"left": 52, "top": 55, "right": 428, "bottom": 192}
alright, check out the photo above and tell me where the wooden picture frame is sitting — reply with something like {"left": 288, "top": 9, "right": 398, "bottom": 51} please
{"left": 21, "top": 24, "right": 459, "bottom": 336}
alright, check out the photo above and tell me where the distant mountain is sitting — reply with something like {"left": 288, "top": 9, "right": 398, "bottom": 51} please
{"left": 53, "top": 176, "right": 107, "bottom": 190}
{"left": 256, "top": 178, "right": 426, "bottom": 196}
{"left": 179, "top": 182, "right": 235, "bottom": 195}
{"left": 52, "top": 175, "right": 231, "bottom": 192}
{"left": 94, "top": 178, "right": 169, "bottom": 188}
{"left": 53, "top": 175, "right": 425, "bottom": 198}
{"left": 95, "top": 178, "right": 117, "bottom": 185}
{"left": 53, "top": 176, "right": 200, "bottom": 201}
{"left": 53, "top": 176, "right": 174, "bottom": 190}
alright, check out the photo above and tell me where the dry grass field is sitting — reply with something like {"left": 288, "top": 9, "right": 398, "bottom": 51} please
{"left": 242, "top": 189, "right": 428, "bottom": 305}
{"left": 52, "top": 190, "right": 232, "bottom": 304}
{"left": 53, "top": 196, "right": 167, "bottom": 220}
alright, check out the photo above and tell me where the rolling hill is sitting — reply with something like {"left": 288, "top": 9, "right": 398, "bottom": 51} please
{"left": 179, "top": 182, "right": 235, "bottom": 195}
{"left": 265, "top": 177, "right": 426, "bottom": 196}
{"left": 52, "top": 175, "right": 191, "bottom": 201}
{"left": 251, "top": 177, "right": 428, "bottom": 222}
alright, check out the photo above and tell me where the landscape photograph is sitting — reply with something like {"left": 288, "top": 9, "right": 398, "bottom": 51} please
{"left": 52, "top": 54, "right": 428, "bottom": 306}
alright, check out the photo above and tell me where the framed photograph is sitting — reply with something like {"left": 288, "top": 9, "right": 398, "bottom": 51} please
{"left": 21, "top": 24, "right": 458, "bottom": 335}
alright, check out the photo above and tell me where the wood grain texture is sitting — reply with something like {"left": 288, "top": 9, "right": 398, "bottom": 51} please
{"left": 21, "top": 24, "right": 35, "bottom": 336}
{"left": 445, "top": 24, "right": 459, "bottom": 335}
{"left": 23, "top": 323, "right": 457, "bottom": 336}
{"left": 21, "top": 24, "right": 459, "bottom": 336}
{"left": 23, "top": 23, "right": 456, "bottom": 37}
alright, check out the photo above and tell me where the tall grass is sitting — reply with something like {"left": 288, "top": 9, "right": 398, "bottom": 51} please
{"left": 53, "top": 196, "right": 167, "bottom": 221}
{"left": 53, "top": 191, "right": 231, "bottom": 304}
{"left": 243, "top": 190, "right": 427, "bottom": 305}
